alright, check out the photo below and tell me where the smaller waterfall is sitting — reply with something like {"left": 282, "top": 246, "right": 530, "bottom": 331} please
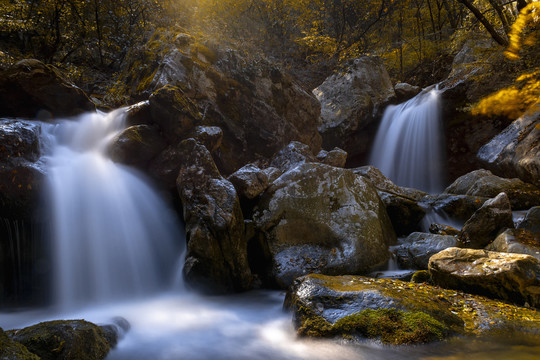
{"left": 370, "top": 89, "right": 444, "bottom": 193}
{"left": 44, "top": 109, "right": 182, "bottom": 309}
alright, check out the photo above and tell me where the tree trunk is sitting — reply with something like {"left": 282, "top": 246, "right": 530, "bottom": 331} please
{"left": 457, "top": 0, "right": 509, "bottom": 46}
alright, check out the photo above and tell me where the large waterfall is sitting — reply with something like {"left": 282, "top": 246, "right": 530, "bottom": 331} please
{"left": 43, "top": 109, "right": 182, "bottom": 308}
{"left": 370, "top": 89, "right": 444, "bottom": 193}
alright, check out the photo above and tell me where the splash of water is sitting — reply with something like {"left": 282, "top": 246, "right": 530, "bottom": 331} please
{"left": 43, "top": 109, "right": 183, "bottom": 309}
{"left": 370, "top": 89, "right": 444, "bottom": 193}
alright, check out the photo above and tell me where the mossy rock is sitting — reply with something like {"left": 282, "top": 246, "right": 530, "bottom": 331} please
{"left": 0, "top": 327, "right": 39, "bottom": 360}
{"left": 285, "top": 274, "right": 540, "bottom": 344}
{"left": 7, "top": 320, "right": 113, "bottom": 360}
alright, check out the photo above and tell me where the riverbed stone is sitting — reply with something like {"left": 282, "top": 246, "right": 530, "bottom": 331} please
{"left": 458, "top": 192, "right": 514, "bottom": 248}
{"left": 429, "top": 247, "right": 540, "bottom": 308}
{"left": 7, "top": 320, "right": 113, "bottom": 360}
{"left": 517, "top": 206, "right": 540, "bottom": 236}
{"left": 486, "top": 228, "right": 540, "bottom": 260}
{"left": 395, "top": 232, "right": 459, "bottom": 270}
{"left": 285, "top": 274, "right": 540, "bottom": 344}
{"left": 253, "top": 163, "right": 395, "bottom": 288}
{"left": 176, "top": 139, "right": 252, "bottom": 293}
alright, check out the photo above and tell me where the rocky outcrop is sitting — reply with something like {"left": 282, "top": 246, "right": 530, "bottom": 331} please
{"left": 253, "top": 163, "right": 395, "bottom": 288}
{"left": 477, "top": 103, "right": 540, "bottom": 187}
{"left": 315, "top": 147, "right": 347, "bottom": 168}
{"left": 313, "top": 56, "right": 395, "bottom": 162}
{"left": 268, "top": 141, "right": 317, "bottom": 172}
{"left": 0, "top": 120, "right": 45, "bottom": 219}
{"left": 176, "top": 139, "right": 252, "bottom": 293}
{"left": 227, "top": 164, "right": 269, "bottom": 200}
{"left": 285, "top": 274, "right": 540, "bottom": 344}
{"left": 486, "top": 229, "right": 540, "bottom": 260}
{"left": 0, "top": 59, "right": 95, "bottom": 119}
{"left": 429, "top": 247, "right": 540, "bottom": 307}
{"left": 444, "top": 169, "right": 540, "bottom": 210}
{"left": 394, "top": 82, "right": 421, "bottom": 102}
{"left": 7, "top": 320, "right": 114, "bottom": 360}
{"left": 395, "top": 232, "right": 458, "bottom": 270}
{"left": 458, "top": 192, "right": 514, "bottom": 248}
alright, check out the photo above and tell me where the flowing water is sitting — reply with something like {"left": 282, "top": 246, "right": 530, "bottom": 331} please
{"left": 1, "top": 110, "right": 539, "bottom": 359}
{"left": 370, "top": 89, "right": 444, "bottom": 194}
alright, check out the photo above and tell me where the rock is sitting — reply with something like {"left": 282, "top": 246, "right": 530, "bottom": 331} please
{"left": 429, "top": 247, "right": 540, "bottom": 308}
{"left": 262, "top": 167, "right": 282, "bottom": 184}
{"left": 253, "top": 163, "right": 395, "bottom": 288}
{"left": 458, "top": 192, "right": 514, "bottom": 248}
{"left": 0, "top": 59, "right": 95, "bottom": 119}
{"left": 7, "top": 320, "right": 113, "bottom": 360}
{"left": 429, "top": 223, "right": 460, "bottom": 236}
{"left": 394, "top": 82, "right": 421, "bottom": 102}
{"left": 176, "top": 139, "right": 252, "bottom": 293}
{"left": 227, "top": 164, "right": 269, "bottom": 199}
{"left": 395, "top": 232, "right": 459, "bottom": 270}
{"left": 0, "top": 327, "right": 39, "bottom": 360}
{"left": 148, "top": 85, "right": 201, "bottom": 142}
{"left": 423, "top": 193, "right": 489, "bottom": 221}
{"left": 518, "top": 206, "right": 540, "bottom": 235}
{"left": 0, "top": 120, "right": 45, "bottom": 219}
{"left": 444, "top": 169, "right": 540, "bottom": 210}
{"left": 313, "top": 56, "right": 395, "bottom": 158}
{"left": 124, "top": 101, "right": 152, "bottom": 127}
{"left": 269, "top": 141, "right": 317, "bottom": 172}
{"left": 486, "top": 229, "right": 540, "bottom": 260}
{"left": 108, "top": 125, "right": 166, "bottom": 167}
{"left": 188, "top": 126, "right": 223, "bottom": 153}
{"left": 477, "top": 104, "right": 540, "bottom": 187}
{"left": 285, "top": 274, "right": 540, "bottom": 344}
{"left": 316, "top": 147, "right": 347, "bottom": 168}
{"left": 352, "top": 166, "right": 427, "bottom": 235}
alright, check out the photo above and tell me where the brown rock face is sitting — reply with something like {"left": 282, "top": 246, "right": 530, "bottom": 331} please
{"left": 176, "top": 139, "right": 252, "bottom": 293}
{"left": 0, "top": 59, "right": 95, "bottom": 119}
{"left": 429, "top": 247, "right": 540, "bottom": 308}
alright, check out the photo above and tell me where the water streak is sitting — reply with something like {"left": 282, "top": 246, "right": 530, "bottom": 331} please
{"left": 370, "top": 89, "right": 444, "bottom": 193}
{"left": 44, "top": 110, "right": 182, "bottom": 309}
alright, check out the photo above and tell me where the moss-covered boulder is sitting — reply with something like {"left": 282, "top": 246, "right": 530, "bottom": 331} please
{"left": 458, "top": 192, "right": 514, "bottom": 248}
{"left": 0, "top": 327, "right": 39, "bottom": 360}
{"left": 0, "top": 59, "right": 95, "bottom": 119}
{"left": 444, "top": 169, "right": 540, "bottom": 210}
{"left": 176, "top": 139, "right": 252, "bottom": 293}
{"left": 285, "top": 274, "right": 540, "bottom": 344}
{"left": 7, "top": 320, "right": 113, "bottom": 360}
{"left": 429, "top": 247, "right": 540, "bottom": 307}
{"left": 253, "top": 163, "right": 395, "bottom": 288}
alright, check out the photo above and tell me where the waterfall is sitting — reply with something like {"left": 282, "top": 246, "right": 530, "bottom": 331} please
{"left": 43, "top": 109, "right": 182, "bottom": 309}
{"left": 370, "top": 89, "right": 444, "bottom": 193}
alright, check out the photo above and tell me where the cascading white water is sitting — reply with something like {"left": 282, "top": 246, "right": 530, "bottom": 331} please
{"left": 43, "top": 109, "right": 182, "bottom": 308}
{"left": 370, "top": 89, "right": 444, "bottom": 193}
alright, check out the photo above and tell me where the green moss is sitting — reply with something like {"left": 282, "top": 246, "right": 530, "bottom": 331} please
{"left": 411, "top": 270, "right": 432, "bottom": 284}
{"left": 0, "top": 328, "right": 40, "bottom": 360}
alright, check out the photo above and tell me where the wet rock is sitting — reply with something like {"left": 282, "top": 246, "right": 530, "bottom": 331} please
{"left": 124, "top": 101, "right": 152, "bottom": 127}
{"left": 429, "top": 247, "right": 540, "bottom": 308}
{"left": 262, "top": 167, "right": 282, "bottom": 184}
{"left": 517, "top": 206, "right": 540, "bottom": 236}
{"left": 228, "top": 164, "right": 269, "bottom": 199}
{"left": 423, "top": 193, "right": 489, "bottom": 221}
{"left": 285, "top": 274, "right": 540, "bottom": 344}
{"left": 108, "top": 125, "right": 166, "bottom": 167}
{"left": 352, "top": 166, "right": 427, "bottom": 201}
{"left": 429, "top": 223, "right": 460, "bottom": 236}
{"left": 395, "top": 232, "right": 459, "bottom": 270}
{"left": 269, "top": 141, "right": 317, "bottom": 172}
{"left": 188, "top": 126, "right": 223, "bottom": 153}
{"left": 253, "top": 163, "right": 395, "bottom": 288}
{"left": 313, "top": 56, "right": 395, "bottom": 158}
{"left": 7, "top": 320, "right": 113, "bottom": 360}
{"left": 148, "top": 85, "right": 201, "bottom": 142}
{"left": 0, "top": 120, "right": 45, "bottom": 219}
{"left": 477, "top": 104, "right": 540, "bottom": 187}
{"left": 0, "top": 327, "right": 39, "bottom": 360}
{"left": 0, "top": 59, "right": 95, "bottom": 119}
{"left": 486, "top": 229, "right": 540, "bottom": 260}
{"left": 316, "top": 147, "right": 347, "bottom": 168}
{"left": 394, "top": 82, "right": 421, "bottom": 102}
{"left": 458, "top": 192, "right": 514, "bottom": 248}
{"left": 444, "top": 169, "right": 540, "bottom": 210}
{"left": 176, "top": 139, "right": 252, "bottom": 293}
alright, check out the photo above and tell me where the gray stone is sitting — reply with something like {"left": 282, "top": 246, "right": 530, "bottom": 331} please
{"left": 269, "top": 141, "right": 317, "bottom": 172}
{"left": 486, "top": 228, "right": 540, "bottom": 260}
{"left": 395, "top": 232, "right": 459, "bottom": 270}
{"left": 228, "top": 164, "right": 269, "bottom": 199}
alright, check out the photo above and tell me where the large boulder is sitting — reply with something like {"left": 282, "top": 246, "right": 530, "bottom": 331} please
{"left": 477, "top": 103, "right": 540, "bottom": 187}
{"left": 7, "top": 320, "right": 114, "bottom": 360}
{"left": 395, "top": 232, "right": 459, "bottom": 270}
{"left": 458, "top": 192, "right": 514, "bottom": 248}
{"left": 176, "top": 139, "right": 252, "bottom": 293}
{"left": 429, "top": 247, "right": 540, "bottom": 307}
{"left": 285, "top": 274, "right": 540, "bottom": 344}
{"left": 0, "top": 59, "right": 95, "bottom": 119}
{"left": 313, "top": 56, "right": 395, "bottom": 161}
{"left": 444, "top": 169, "right": 540, "bottom": 210}
{"left": 518, "top": 206, "right": 540, "bottom": 235}
{"left": 253, "top": 163, "right": 395, "bottom": 288}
